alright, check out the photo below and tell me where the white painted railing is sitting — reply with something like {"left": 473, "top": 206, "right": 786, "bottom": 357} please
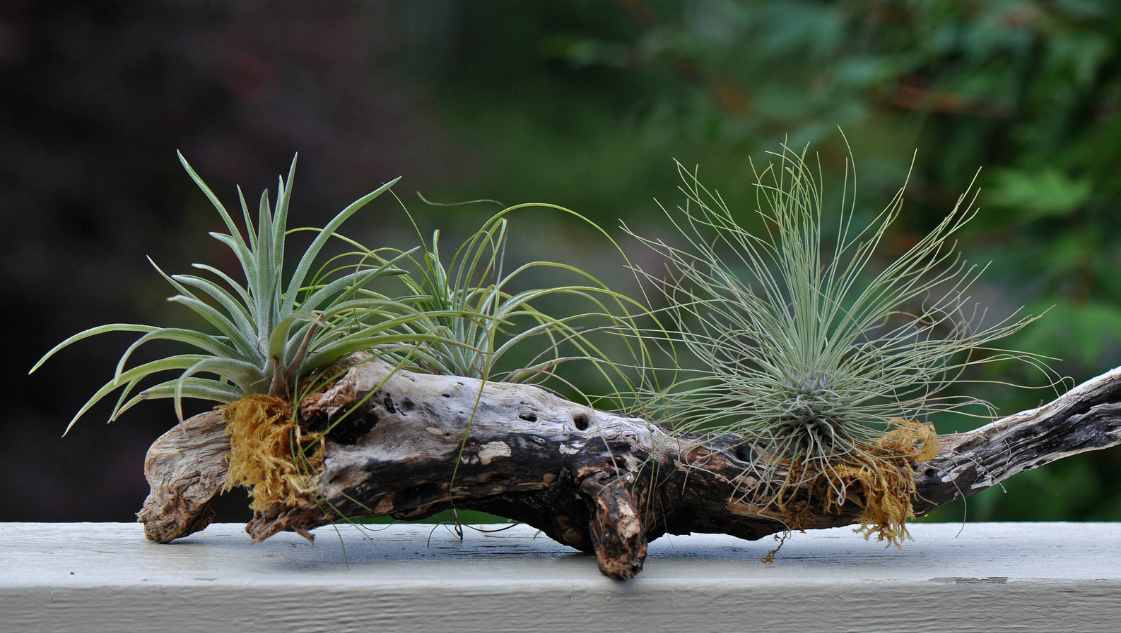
{"left": 2, "top": 522, "right": 1119, "bottom": 632}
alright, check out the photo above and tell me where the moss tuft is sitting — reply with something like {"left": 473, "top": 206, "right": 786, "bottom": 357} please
{"left": 221, "top": 394, "right": 323, "bottom": 512}
{"left": 773, "top": 419, "right": 940, "bottom": 548}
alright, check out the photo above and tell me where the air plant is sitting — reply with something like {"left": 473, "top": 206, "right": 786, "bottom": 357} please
{"left": 629, "top": 143, "right": 1048, "bottom": 543}
{"left": 278, "top": 202, "right": 657, "bottom": 526}
{"left": 373, "top": 203, "right": 664, "bottom": 526}
{"left": 385, "top": 206, "right": 647, "bottom": 394}
{"left": 30, "top": 153, "right": 443, "bottom": 509}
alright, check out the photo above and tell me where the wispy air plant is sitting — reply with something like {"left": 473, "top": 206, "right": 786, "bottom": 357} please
{"left": 31, "top": 153, "right": 415, "bottom": 433}
{"left": 628, "top": 143, "right": 1048, "bottom": 535}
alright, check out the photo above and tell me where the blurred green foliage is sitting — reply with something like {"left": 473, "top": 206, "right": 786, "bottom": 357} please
{"left": 422, "top": 0, "right": 1121, "bottom": 522}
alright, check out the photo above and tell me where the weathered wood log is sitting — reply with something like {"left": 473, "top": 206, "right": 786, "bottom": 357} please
{"left": 912, "top": 366, "right": 1121, "bottom": 514}
{"left": 136, "top": 410, "right": 229, "bottom": 543}
{"left": 138, "top": 358, "right": 1121, "bottom": 579}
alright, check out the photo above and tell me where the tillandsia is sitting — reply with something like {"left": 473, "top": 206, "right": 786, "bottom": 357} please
{"left": 377, "top": 205, "right": 659, "bottom": 505}
{"left": 31, "top": 153, "right": 651, "bottom": 519}
{"left": 385, "top": 204, "right": 650, "bottom": 396}
{"left": 30, "top": 153, "right": 445, "bottom": 510}
{"left": 627, "top": 143, "right": 1052, "bottom": 545}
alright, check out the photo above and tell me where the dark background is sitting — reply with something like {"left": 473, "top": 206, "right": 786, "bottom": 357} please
{"left": 4, "top": 0, "right": 1121, "bottom": 524}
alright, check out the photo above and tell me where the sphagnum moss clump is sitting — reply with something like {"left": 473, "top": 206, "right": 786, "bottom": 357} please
{"left": 629, "top": 143, "right": 1047, "bottom": 544}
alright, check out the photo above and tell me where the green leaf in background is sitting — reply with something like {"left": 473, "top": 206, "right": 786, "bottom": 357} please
{"left": 1014, "top": 301, "right": 1121, "bottom": 368}
{"left": 985, "top": 168, "right": 1093, "bottom": 224}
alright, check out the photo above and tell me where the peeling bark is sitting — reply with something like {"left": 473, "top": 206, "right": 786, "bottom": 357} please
{"left": 138, "top": 357, "right": 1121, "bottom": 579}
{"left": 912, "top": 367, "right": 1121, "bottom": 514}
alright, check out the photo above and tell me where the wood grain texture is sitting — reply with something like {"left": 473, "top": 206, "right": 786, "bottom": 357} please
{"left": 4, "top": 523, "right": 1121, "bottom": 633}
{"left": 913, "top": 366, "right": 1121, "bottom": 514}
{"left": 136, "top": 410, "right": 228, "bottom": 543}
{"left": 138, "top": 356, "right": 1121, "bottom": 578}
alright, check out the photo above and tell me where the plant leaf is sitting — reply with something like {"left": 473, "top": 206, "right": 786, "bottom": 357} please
{"left": 30, "top": 324, "right": 158, "bottom": 374}
{"left": 273, "top": 154, "right": 297, "bottom": 264}
{"left": 178, "top": 152, "right": 253, "bottom": 264}
{"left": 167, "top": 295, "right": 260, "bottom": 360}
{"left": 116, "top": 377, "right": 241, "bottom": 420}
{"left": 282, "top": 176, "right": 401, "bottom": 315}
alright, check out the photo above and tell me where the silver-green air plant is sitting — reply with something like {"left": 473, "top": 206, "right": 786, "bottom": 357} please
{"left": 628, "top": 144, "right": 1046, "bottom": 542}
{"left": 31, "top": 153, "right": 412, "bottom": 427}
{"left": 29, "top": 153, "right": 442, "bottom": 509}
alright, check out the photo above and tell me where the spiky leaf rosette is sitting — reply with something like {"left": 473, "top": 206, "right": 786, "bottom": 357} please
{"left": 628, "top": 144, "right": 1047, "bottom": 541}
{"left": 31, "top": 153, "right": 413, "bottom": 434}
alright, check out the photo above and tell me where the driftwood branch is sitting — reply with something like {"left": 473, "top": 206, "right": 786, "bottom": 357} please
{"left": 139, "top": 357, "right": 1121, "bottom": 579}
{"left": 137, "top": 410, "right": 229, "bottom": 542}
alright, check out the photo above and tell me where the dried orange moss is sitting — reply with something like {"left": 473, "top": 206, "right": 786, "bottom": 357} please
{"left": 220, "top": 394, "right": 324, "bottom": 512}
{"left": 774, "top": 419, "right": 941, "bottom": 547}
{"left": 832, "top": 420, "right": 940, "bottom": 545}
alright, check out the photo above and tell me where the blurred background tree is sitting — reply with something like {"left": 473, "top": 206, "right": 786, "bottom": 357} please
{"left": 4, "top": 0, "right": 1121, "bottom": 523}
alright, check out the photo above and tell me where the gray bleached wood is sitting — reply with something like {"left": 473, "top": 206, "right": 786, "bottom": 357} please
{"left": 912, "top": 366, "right": 1121, "bottom": 514}
{"left": 138, "top": 355, "right": 1121, "bottom": 578}
{"left": 136, "top": 410, "right": 228, "bottom": 543}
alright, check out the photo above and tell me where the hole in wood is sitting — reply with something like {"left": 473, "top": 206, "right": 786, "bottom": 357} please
{"left": 574, "top": 414, "right": 589, "bottom": 431}
{"left": 734, "top": 444, "right": 751, "bottom": 462}
{"left": 519, "top": 413, "right": 537, "bottom": 422}
{"left": 328, "top": 411, "right": 378, "bottom": 445}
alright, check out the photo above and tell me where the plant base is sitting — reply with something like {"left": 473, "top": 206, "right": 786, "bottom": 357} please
{"left": 221, "top": 394, "right": 322, "bottom": 512}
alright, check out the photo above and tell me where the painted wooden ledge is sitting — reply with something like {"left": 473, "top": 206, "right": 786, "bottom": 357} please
{"left": 2, "top": 522, "right": 1119, "bottom": 632}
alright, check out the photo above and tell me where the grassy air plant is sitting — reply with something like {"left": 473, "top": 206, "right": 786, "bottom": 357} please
{"left": 30, "top": 153, "right": 427, "bottom": 510}
{"left": 343, "top": 204, "right": 655, "bottom": 504}
{"left": 385, "top": 206, "right": 645, "bottom": 394}
{"left": 629, "top": 144, "right": 1045, "bottom": 544}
